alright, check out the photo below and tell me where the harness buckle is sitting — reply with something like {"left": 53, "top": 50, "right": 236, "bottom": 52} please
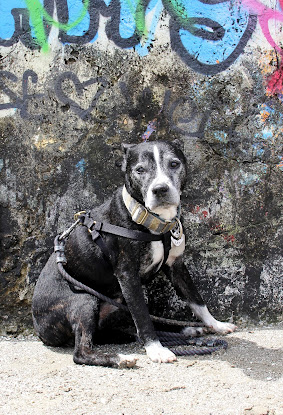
{"left": 87, "top": 221, "right": 97, "bottom": 232}
{"left": 74, "top": 210, "right": 86, "bottom": 221}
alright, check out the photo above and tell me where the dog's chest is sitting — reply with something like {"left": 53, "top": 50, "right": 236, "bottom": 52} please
{"left": 142, "top": 237, "right": 185, "bottom": 275}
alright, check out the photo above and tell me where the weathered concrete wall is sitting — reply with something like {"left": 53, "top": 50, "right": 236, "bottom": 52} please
{"left": 0, "top": 0, "right": 282, "bottom": 334}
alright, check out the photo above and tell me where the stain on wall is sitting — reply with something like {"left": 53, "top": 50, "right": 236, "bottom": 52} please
{"left": 0, "top": 0, "right": 282, "bottom": 334}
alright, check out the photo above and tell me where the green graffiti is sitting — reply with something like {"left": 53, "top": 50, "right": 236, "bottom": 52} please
{"left": 163, "top": 0, "right": 190, "bottom": 23}
{"left": 126, "top": 0, "right": 189, "bottom": 43}
{"left": 123, "top": 0, "right": 147, "bottom": 40}
{"left": 24, "top": 0, "right": 90, "bottom": 52}
{"left": 135, "top": 0, "right": 146, "bottom": 39}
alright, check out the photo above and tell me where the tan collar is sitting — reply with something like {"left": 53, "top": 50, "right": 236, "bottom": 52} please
{"left": 122, "top": 186, "right": 180, "bottom": 234}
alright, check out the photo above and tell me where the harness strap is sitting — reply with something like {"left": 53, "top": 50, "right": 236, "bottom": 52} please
{"left": 79, "top": 212, "right": 171, "bottom": 268}
{"left": 162, "top": 232, "right": 172, "bottom": 265}
{"left": 81, "top": 213, "right": 165, "bottom": 242}
{"left": 89, "top": 228, "right": 113, "bottom": 267}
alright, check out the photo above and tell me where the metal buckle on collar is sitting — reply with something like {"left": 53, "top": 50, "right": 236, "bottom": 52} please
{"left": 133, "top": 205, "right": 149, "bottom": 225}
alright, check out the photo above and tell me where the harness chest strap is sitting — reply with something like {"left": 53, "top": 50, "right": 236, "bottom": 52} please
{"left": 79, "top": 213, "right": 172, "bottom": 267}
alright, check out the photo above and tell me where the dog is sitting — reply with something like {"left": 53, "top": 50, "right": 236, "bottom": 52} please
{"left": 32, "top": 140, "right": 236, "bottom": 368}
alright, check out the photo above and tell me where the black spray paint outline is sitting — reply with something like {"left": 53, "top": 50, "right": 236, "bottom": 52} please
{"left": 55, "top": 71, "right": 109, "bottom": 120}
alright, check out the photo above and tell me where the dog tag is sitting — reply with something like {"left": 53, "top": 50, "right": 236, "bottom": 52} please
{"left": 171, "top": 219, "right": 184, "bottom": 246}
{"left": 171, "top": 234, "right": 184, "bottom": 246}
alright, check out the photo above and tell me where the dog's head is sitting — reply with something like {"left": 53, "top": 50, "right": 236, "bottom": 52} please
{"left": 122, "top": 141, "right": 187, "bottom": 220}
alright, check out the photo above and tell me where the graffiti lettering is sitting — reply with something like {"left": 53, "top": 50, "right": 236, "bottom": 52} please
{"left": 0, "top": 0, "right": 258, "bottom": 74}
{"left": 0, "top": 70, "right": 205, "bottom": 136}
{"left": 0, "top": 70, "right": 43, "bottom": 118}
{"left": 118, "top": 83, "right": 208, "bottom": 137}
{"left": 21, "top": 70, "right": 44, "bottom": 119}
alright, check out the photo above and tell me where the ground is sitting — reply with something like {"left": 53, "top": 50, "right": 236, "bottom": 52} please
{"left": 0, "top": 324, "right": 282, "bottom": 415}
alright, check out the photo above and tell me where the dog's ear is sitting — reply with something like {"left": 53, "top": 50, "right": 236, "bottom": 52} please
{"left": 172, "top": 139, "right": 184, "bottom": 152}
{"left": 121, "top": 143, "right": 136, "bottom": 153}
{"left": 121, "top": 143, "right": 136, "bottom": 172}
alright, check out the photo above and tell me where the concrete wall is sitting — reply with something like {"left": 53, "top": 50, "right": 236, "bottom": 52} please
{"left": 0, "top": 0, "right": 282, "bottom": 334}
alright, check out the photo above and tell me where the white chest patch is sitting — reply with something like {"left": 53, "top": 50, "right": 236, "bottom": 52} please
{"left": 144, "top": 241, "right": 164, "bottom": 274}
{"left": 144, "top": 235, "right": 185, "bottom": 274}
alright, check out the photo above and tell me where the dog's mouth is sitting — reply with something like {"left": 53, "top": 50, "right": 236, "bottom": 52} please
{"left": 146, "top": 203, "right": 178, "bottom": 222}
{"left": 144, "top": 187, "right": 180, "bottom": 221}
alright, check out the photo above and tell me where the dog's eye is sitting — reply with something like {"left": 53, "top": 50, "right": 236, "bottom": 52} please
{"left": 170, "top": 160, "right": 180, "bottom": 169}
{"left": 135, "top": 166, "right": 146, "bottom": 174}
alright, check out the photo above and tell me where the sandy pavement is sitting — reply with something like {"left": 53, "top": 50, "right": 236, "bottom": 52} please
{"left": 0, "top": 324, "right": 282, "bottom": 415}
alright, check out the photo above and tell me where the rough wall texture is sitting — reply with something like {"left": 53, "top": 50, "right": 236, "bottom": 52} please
{"left": 0, "top": 0, "right": 283, "bottom": 334}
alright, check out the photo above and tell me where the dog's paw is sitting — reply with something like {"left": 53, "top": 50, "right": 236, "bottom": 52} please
{"left": 145, "top": 341, "right": 177, "bottom": 363}
{"left": 181, "top": 326, "right": 208, "bottom": 337}
{"left": 117, "top": 354, "right": 138, "bottom": 369}
{"left": 207, "top": 321, "right": 237, "bottom": 334}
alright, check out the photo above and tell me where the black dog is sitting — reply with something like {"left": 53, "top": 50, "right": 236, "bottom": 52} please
{"left": 32, "top": 140, "right": 236, "bottom": 368}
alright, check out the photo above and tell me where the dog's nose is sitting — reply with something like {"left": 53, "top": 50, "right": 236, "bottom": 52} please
{"left": 152, "top": 184, "right": 169, "bottom": 196}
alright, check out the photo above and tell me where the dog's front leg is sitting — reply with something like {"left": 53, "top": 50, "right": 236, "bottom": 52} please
{"left": 163, "top": 260, "right": 237, "bottom": 335}
{"left": 116, "top": 268, "right": 176, "bottom": 363}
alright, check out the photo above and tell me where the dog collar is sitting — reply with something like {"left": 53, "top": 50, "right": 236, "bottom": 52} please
{"left": 122, "top": 185, "right": 181, "bottom": 234}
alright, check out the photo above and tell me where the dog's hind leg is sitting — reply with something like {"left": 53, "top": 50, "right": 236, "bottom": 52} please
{"left": 71, "top": 295, "right": 137, "bottom": 368}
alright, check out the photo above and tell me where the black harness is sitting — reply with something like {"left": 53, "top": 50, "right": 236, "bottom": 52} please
{"left": 79, "top": 211, "right": 172, "bottom": 268}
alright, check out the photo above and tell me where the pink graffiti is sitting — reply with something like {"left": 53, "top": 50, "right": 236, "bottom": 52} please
{"left": 266, "top": 61, "right": 283, "bottom": 95}
{"left": 242, "top": 0, "right": 283, "bottom": 55}
{"left": 242, "top": 0, "right": 283, "bottom": 96}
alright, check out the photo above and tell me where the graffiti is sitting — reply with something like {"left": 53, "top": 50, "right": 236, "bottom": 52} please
{"left": 0, "top": 70, "right": 43, "bottom": 118}
{"left": 0, "top": 0, "right": 258, "bottom": 74}
{"left": 0, "top": 69, "right": 109, "bottom": 120}
{"left": 1, "top": 1, "right": 283, "bottom": 75}
{"left": 241, "top": 0, "right": 283, "bottom": 97}
{"left": 24, "top": 0, "right": 90, "bottom": 52}
{"left": 242, "top": 0, "right": 283, "bottom": 56}
{"left": 0, "top": 69, "right": 207, "bottom": 136}
{"left": 163, "top": 0, "right": 257, "bottom": 74}
{"left": 55, "top": 72, "right": 109, "bottom": 119}
{"left": 118, "top": 82, "right": 209, "bottom": 137}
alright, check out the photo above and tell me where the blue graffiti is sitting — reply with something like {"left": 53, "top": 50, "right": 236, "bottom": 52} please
{"left": 0, "top": 0, "right": 257, "bottom": 74}
{"left": 0, "top": 0, "right": 26, "bottom": 40}
{"left": 76, "top": 158, "right": 86, "bottom": 173}
{"left": 65, "top": 0, "right": 91, "bottom": 38}
{"left": 175, "top": 1, "right": 252, "bottom": 66}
